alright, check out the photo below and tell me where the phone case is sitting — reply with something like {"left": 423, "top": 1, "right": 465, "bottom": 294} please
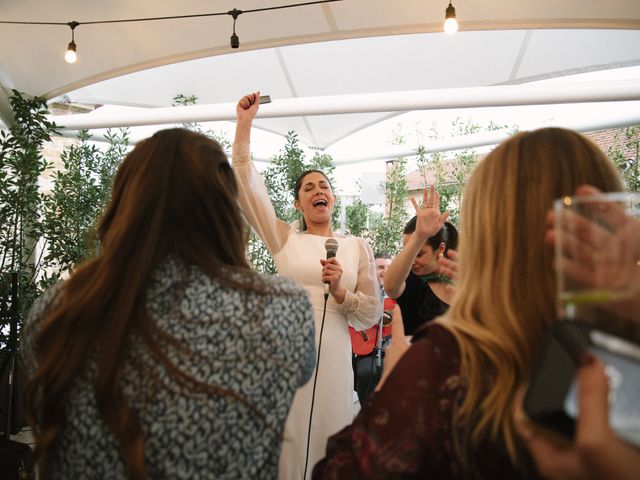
{"left": 523, "top": 320, "right": 640, "bottom": 448}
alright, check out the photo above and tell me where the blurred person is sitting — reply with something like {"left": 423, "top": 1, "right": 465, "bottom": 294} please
{"left": 22, "top": 128, "right": 316, "bottom": 480}
{"left": 313, "top": 127, "right": 624, "bottom": 478}
{"left": 550, "top": 184, "right": 640, "bottom": 338}
{"left": 350, "top": 253, "right": 395, "bottom": 404}
{"left": 233, "top": 92, "right": 381, "bottom": 480}
{"left": 515, "top": 356, "right": 640, "bottom": 480}
{"left": 511, "top": 183, "right": 640, "bottom": 480}
{"left": 439, "top": 248, "right": 460, "bottom": 283}
{"left": 374, "top": 254, "right": 392, "bottom": 286}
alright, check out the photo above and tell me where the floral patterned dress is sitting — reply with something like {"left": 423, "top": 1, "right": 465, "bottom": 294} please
{"left": 23, "top": 259, "right": 316, "bottom": 479}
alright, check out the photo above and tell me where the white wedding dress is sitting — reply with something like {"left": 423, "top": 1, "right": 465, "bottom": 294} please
{"left": 233, "top": 142, "right": 381, "bottom": 480}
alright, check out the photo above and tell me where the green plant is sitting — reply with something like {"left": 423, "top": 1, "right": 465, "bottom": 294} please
{"left": 0, "top": 90, "right": 57, "bottom": 343}
{"left": 0, "top": 91, "right": 131, "bottom": 346}
{"left": 367, "top": 158, "right": 408, "bottom": 255}
{"left": 38, "top": 128, "right": 129, "bottom": 288}
{"left": 415, "top": 119, "right": 514, "bottom": 224}
{"left": 607, "top": 125, "right": 640, "bottom": 192}
{"left": 345, "top": 198, "right": 369, "bottom": 237}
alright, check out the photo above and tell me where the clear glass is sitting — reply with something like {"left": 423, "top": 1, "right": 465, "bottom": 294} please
{"left": 554, "top": 192, "right": 640, "bottom": 344}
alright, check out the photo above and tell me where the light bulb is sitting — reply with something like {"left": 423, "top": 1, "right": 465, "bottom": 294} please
{"left": 444, "top": 17, "right": 458, "bottom": 35}
{"left": 230, "top": 33, "right": 239, "bottom": 49}
{"left": 444, "top": 2, "right": 458, "bottom": 35}
{"left": 65, "top": 41, "right": 77, "bottom": 63}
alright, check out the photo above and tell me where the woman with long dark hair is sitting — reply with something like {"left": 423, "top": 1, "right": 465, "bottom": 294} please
{"left": 233, "top": 92, "right": 381, "bottom": 480}
{"left": 23, "top": 128, "right": 315, "bottom": 479}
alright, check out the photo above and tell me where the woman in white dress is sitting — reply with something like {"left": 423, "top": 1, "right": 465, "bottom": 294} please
{"left": 233, "top": 92, "right": 381, "bottom": 480}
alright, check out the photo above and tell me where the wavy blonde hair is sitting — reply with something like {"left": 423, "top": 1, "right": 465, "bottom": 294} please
{"left": 438, "top": 127, "right": 624, "bottom": 464}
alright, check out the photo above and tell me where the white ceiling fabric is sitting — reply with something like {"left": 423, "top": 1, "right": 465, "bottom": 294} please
{"left": 1, "top": 0, "right": 639, "bottom": 150}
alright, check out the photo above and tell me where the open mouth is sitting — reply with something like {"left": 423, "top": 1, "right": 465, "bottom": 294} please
{"left": 312, "top": 198, "right": 328, "bottom": 208}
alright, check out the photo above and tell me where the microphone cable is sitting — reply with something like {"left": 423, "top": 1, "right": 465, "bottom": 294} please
{"left": 302, "top": 291, "right": 329, "bottom": 480}
{"left": 363, "top": 316, "right": 383, "bottom": 400}
{"left": 364, "top": 287, "right": 386, "bottom": 400}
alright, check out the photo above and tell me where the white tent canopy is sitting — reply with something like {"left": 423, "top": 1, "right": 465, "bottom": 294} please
{"left": 1, "top": 0, "right": 639, "bottom": 153}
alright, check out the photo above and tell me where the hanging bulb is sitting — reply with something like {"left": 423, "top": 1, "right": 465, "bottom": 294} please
{"left": 228, "top": 9, "right": 242, "bottom": 49}
{"left": 230, "top": 33, "right": 239, "bottom": 49}
{"left": 65, "top": 21, "right": 79, "bottom": 63}
{"left": 65, "top": 41, "right": 77, "bottom": 63}
{"left": 444, "top": 2, "right": 458, "bottom": 35}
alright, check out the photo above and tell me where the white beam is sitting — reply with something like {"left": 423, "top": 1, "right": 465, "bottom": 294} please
{"left": 331, "top": 130, "right": 513, "bottom": 165}
{"left": 331, "top": 111, "right": 640, "bottom": 165}
{"left": 48, "top": 80, "right": 640, "bottom": 131}
{"left": 53, "top": 109, "right": 640, "bottom": 166}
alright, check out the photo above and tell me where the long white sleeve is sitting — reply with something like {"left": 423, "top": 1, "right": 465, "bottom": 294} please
{"left": 232, "top": 140, "right": 293, "bottom": 255}
{"left": 338, "top": 237, "right": 382, "bottom": 331}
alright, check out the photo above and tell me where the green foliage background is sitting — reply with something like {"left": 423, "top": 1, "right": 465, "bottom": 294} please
{"left": 1, "top": 87, "right": 638, "bottom": 343}
{"left": 38, "top": 128, "right": 129, "bottom": 287}
{"left": 0, "top": 91, "right": 130, "bottom": 345}
{"left": 608, "top": 126, "right": 640, "bottom": 192}
{"left": 0, "top": 91, "right": 56, "bottom": 342}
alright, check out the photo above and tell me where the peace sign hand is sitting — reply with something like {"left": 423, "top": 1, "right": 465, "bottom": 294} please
{"left": 410, "top": 185, "right": 449, "bottom": 240}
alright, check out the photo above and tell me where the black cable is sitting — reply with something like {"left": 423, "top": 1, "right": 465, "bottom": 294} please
{"left": 361, "top": 289, "right": 386, "bottom": 401}
{"left": 0, "top": 0, "right": 344, "bottom": 26}
{"left": 363, "top": 317, "right": 383, "bottom": 399}
{"left": 302, "top": 292, "right": 328, "bottom": 480}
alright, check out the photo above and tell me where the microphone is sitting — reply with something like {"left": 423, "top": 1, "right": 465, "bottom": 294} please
{"left": 324, "top": 238, "right": 339, "bottom": 298}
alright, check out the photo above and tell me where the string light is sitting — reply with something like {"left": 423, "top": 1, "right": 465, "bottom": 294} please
{"left": 229, "top": 9, "right": 242, "bottom": 49}
{"left": 65, "top": 21, "right": 79, "bottom": 63}
{"left": 444, "top": 2, "right": 458, "bottom": 35}
{"left": 0, "top": 0, "right": 343, "bottom": 63}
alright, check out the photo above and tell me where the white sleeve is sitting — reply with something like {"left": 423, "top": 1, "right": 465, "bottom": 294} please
{"left": 338, "top": 237, "right": 383, "bottom": 331}
{"left": 231, "top": 141, "right": 293, "bottom": 255}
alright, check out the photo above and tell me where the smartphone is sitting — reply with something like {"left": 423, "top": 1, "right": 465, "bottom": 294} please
{"left": 259, "top": 95, "right": 271, "bottom": 104}
{"left": 523, "top": 320, "right": 640, "bottom": 448}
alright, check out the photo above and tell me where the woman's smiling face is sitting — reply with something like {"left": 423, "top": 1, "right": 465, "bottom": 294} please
{"left": 295, "top": 171, "right": 335, "bottom": 226}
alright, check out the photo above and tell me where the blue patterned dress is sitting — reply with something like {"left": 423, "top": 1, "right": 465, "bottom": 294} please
{"left": 23, "top": 258, "right": 316, "bottom": 479}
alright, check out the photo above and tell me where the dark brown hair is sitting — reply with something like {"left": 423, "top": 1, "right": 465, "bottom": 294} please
{"left": 293, "top": 169, "right": 334, "bottom": 231}
{"left": 403, "top": 218, "right": 459, "bottom": 255}
{"left": 24, "top": 128, "right": 268, "bottom": 479}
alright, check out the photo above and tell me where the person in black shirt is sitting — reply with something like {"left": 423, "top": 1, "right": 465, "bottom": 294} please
{"left": 384, "top": 187, "right": 458, "bottom": 336}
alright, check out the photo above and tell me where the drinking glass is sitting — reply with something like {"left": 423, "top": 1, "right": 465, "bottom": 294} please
{"left": 554, "top": 192, "right": 640, "bottom": 344}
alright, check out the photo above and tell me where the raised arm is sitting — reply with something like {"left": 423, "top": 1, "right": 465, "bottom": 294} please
{"left": 232, "top": 92, "right": 292, "bottom": 254}
{"left": 384, "top": 186, "right": 448, "bottom": 299}
{"left": 337, "top": 238, "right": 382, "bottom": 331}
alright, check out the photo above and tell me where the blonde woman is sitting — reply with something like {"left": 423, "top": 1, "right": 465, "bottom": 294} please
{"left": 313, "top": 127, "right": 624, "bottom": 478}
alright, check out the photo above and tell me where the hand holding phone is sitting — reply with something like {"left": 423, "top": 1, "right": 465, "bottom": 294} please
{"left": 518, "top": 356, "right": 640, "bottom": 480}
{"left": 248, "top": 94, "right": 271, "bottom": 106}
{"left": 523, "top": 321, "right": 640, "bottom": 448}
